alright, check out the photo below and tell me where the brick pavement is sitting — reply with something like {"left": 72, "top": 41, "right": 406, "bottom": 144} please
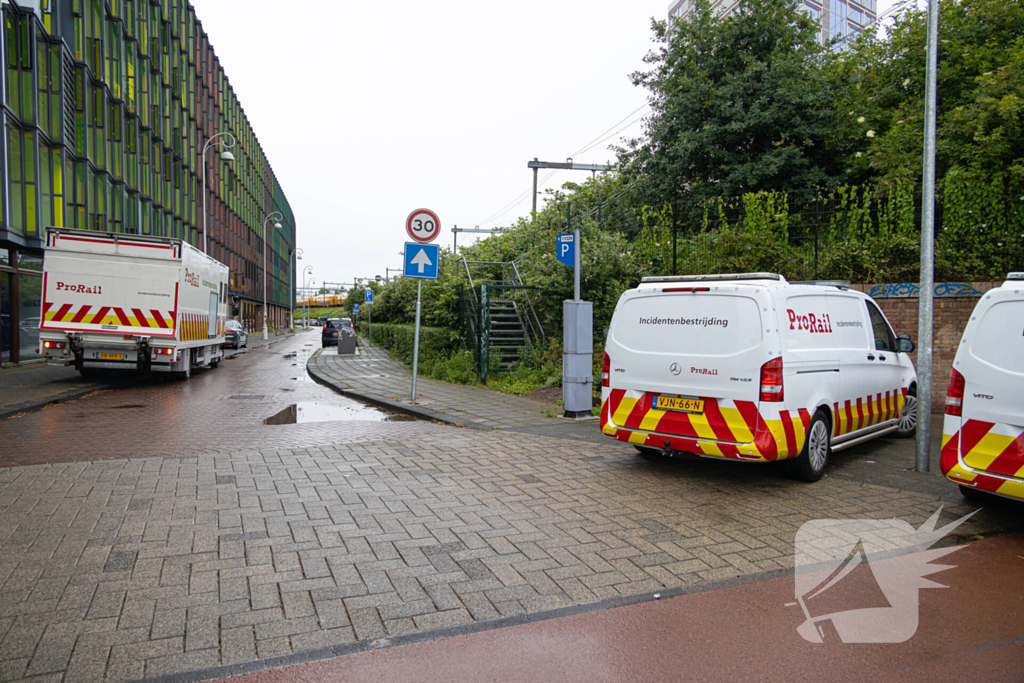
{"left": 0, "top": 422, "right": 1011, "bottom": 682}
{"left": 310, "top": 342, "right": 566, "bottom": 429}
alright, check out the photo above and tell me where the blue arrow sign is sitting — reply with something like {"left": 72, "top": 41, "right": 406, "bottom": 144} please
{"left": 404, "top": 242, "right": 439, "bottom": 279}
{"left": 556, "top": 233, "right": 575, "bottom": 268}
{"left": 365, "top": 288, "right": 373, "bottom": 304}
{"left": 353, "top": 304, "right": 360, "bottom": 313}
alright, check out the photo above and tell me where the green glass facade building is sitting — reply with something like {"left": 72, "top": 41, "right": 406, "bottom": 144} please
{"left": 0, "top": 0, "right": 296, "bottom": 364}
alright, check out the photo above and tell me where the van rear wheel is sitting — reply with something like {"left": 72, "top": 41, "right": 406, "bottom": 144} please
{"left": 785, "top": 410, "right": 831, "bottom": 482}
{"left": 895, "top": 386, "right": 918, "bottom": 438}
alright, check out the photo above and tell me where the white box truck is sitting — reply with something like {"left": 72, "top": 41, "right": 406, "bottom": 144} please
{"left": 37, "top": 227, "right": 229, "bottom": 379}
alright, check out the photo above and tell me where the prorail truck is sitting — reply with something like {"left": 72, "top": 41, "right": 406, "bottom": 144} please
{"left": 38, "top": 227, "right": 229, "bottom": 379}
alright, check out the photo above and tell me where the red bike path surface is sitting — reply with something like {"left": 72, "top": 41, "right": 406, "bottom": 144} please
{"left": 211, "top": 532, "right": 1024, "bottom": 683}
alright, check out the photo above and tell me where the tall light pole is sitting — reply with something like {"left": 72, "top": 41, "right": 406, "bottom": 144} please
{"left": 262, "top": 212, "right": 284, "bottom": 341}
{"left": 302, "top": 268, "right": 314, "bottom": 327}
{"left": 201, "top": 132, "right": 236, "bottom": 255}
{"left": 292, "top": 248, "right": 302, "bottom": 330}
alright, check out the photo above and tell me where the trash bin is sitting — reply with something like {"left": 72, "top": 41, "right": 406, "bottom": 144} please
{"left": 337, "top": 327, "right": 357, "bottom": 355}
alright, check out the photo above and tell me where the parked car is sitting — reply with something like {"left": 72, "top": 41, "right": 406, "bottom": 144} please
{"left": 941, "top": 272, "right": 1024, "bottom": 501}
{"left": 224, "top": 320, "right": 248, "bottom": 349}
{"left": 601, "top": 272, "right": 918, "bottom": 482}
{"left": 321, "top": 319, "right": 343, "bottom": 347}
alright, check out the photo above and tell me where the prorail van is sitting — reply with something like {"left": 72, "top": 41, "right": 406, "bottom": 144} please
{"left": 600, "top": 273, "right": 918, "bottom": 481}
{"left": 941, "top": 273, "right": 1024, "bottom": 501}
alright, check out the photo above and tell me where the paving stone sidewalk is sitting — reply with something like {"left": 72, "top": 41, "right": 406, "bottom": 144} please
{"left": 309, "top": 342, "right": 570, "bottom": 429}
{"left": 0, "top": 425, "right": 1011, "bottom": 682}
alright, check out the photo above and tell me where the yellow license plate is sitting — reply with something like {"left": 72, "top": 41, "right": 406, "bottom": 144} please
{"left": 97, "top": 352, "right": 125, "bottom": 360}
{"left": 653, "top": 395, "right": 705, "bottom": 414}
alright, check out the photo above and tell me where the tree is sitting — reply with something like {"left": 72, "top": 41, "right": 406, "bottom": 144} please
{"left": 617, "top": 0, "right": 844, "bottom": 208}
{"left": 831, "top": 0, "right": 1024, "bottom": 185}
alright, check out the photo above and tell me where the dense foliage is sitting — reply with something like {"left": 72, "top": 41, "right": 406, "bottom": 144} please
{"left": 350, "top": 0, "right": 1022, "bottom": 392}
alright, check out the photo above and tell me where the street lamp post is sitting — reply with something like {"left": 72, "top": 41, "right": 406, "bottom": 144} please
{"left": 201, "top": 132, "right": 236, "bottom": 255}
{"left": 262, "top": 212, "right": 284, "bottom": 341}
{"left": 302, "top": 268, "right": 314, "bottom": 327}
{"left": 292, "top": 248, "right": 302, "bottom": 330}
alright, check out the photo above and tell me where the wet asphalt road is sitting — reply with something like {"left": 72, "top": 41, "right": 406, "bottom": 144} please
{"left": 0, "top": 330, "right": 449, "bottom": 467}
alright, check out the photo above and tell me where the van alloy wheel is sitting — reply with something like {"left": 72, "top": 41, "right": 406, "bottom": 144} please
{"left": 807, "top": 419, "right": 829, "bottom": 473}
{"left": 785, "top": 410, "right": 830, "bottom": 482}
{"left": 896, "top": 389, "right": 918, "bottom": 438}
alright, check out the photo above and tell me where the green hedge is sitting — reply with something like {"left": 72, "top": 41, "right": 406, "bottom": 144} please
{"left": 370, "top": 324, "right": 478, "bottom": 385}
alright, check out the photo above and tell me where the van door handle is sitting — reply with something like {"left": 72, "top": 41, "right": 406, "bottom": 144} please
{"left": 867, "top": 354, "right": 876, "bottom": 361}
{"left": 879, "top": 354, "right": 887, "bottom": 361}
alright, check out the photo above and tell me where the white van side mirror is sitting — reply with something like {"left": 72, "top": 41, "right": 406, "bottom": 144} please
{"left": 896, "top": 334, "right": 916, "bottom": 353}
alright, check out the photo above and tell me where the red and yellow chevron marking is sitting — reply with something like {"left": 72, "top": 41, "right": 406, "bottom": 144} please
{"left": 832, "top": 388, "right": 906, "bottom": 438}
{"left": 179, "top": 313, "right": 212, "bottom": 342}
{"left": 600, "top": 389, "right": 809, "bottom": 462}
{"left": 941, "top": 417, "right": 1024, "bottom": 500}
{"left": 42, "top": 301, "right": 174, "bottom": 329}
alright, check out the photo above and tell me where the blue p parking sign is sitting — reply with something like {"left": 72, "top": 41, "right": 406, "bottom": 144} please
{"left": 556, "top": 233, "right": 575, "bottom": 268}
{"left": 353, "top": 304, "right": 359, "bottom": 313}
{"left": 365, "top": 289, "right": 373, "bottom": 304}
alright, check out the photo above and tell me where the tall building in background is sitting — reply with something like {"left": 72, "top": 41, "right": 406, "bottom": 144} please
{"left": 668, "top": 0, "right": 877, "bottom": 46}
{"left": 0, "top": 0, "right": 296, "bottom": 365}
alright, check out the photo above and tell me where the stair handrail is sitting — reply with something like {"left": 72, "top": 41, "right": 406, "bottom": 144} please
{"left": 511, "top": 262, "right": 545, "bottom": 345}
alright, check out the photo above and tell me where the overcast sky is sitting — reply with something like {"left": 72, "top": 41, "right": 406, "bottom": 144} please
{"left": 190, "top": 0, "right": 900, "bottom": 293}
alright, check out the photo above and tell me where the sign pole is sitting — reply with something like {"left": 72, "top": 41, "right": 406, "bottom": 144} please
{"left": 411, "top": 279, "right": 422, "bottom": 401}
{"left": 572, "top": 202, "right": 580, "bottom": 302}
{"left": 369, "top": 304, "right": 372, "bottom": 346}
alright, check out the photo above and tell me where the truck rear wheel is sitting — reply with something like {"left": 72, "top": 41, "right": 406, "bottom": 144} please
{"left": 785, "top": 410, "right": 831, "bottom": 482}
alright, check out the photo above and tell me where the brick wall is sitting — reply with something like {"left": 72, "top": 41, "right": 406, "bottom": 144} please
{"left": 852, "top": 283, "right": 1000, "bottom": 411}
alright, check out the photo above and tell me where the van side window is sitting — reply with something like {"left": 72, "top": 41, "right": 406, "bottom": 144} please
{"left": 865, "top": 302, "right": 896, "bottom": 352}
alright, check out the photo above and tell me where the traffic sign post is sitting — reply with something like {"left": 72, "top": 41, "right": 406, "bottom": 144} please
{"left": 365, "top": 288, "right": 374, "bottom": 346}
{"left": 556, "top": 233, "right": 575, "bottom": 268}
{"left": 402, "top": 240, "right": 441, "bottom": 401}
{"left": 406, "top": 208, "right": 441, "bottom": 244}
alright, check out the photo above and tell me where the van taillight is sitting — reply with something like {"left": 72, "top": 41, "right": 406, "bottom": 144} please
{"left": 42, "top": 341, "right": 65, "bottom": 349}
{"left": 153, "top": 348, "right": 174, "bottom": 356}
{"left": 663, "top": 287, "right": 710, "bottom": 293}
{"left": 760, "top": 357, "right": 784, "bottom": 402}
{"left": 602, "top": 352, "right": 610, "bottom": 388}
{"left": 946, "top": 369, "right": 965, "bottom": 416}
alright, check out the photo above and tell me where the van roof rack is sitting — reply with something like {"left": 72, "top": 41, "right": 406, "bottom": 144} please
{"left": 642, "top": 272, "right": 783, "bottom": 284}
{"left": 791, "top": 280, "right": 851, "bottom": 290}
{"left": 1008, "top": 272, "right": 1024, "bottom": 280}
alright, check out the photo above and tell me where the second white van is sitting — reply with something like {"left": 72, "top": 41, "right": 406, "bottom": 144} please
{"left": 600, "top": 273, "right": 918, "bottom": 481}
{"left": 941, "top": 273, "right": 1024, "bottom": 501}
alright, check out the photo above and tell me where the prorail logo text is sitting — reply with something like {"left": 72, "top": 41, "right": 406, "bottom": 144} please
{"left": 55, "top": 282, "right": 102, "bottom": 294}
{"left": 788, "top": 310, "right": 833, "bottom": 334}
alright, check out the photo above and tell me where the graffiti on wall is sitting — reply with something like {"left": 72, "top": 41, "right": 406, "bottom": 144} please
{"left": 867, "top": 283, "right": 983, "bottom": 299}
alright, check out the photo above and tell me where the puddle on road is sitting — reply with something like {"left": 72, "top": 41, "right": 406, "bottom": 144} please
{"left": 264, "top": 402, "right": 416, "bottom": 425}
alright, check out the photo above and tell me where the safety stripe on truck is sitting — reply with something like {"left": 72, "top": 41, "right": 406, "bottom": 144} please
{"left": 43, "top": 302, "right": 175, "bottom": 329}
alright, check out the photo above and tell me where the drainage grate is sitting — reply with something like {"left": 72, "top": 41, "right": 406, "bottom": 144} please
{"left": 228, "top": 395, "right": 266, "bottom": 400}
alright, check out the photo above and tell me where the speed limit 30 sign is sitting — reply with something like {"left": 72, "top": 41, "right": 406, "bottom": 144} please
{"left": 406, "top": 208, "right": 441, "bottom": 244}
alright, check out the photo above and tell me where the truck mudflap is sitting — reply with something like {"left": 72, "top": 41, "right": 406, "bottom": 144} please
{"left": 600, "top": 388, "right": 813, "bottom": 462}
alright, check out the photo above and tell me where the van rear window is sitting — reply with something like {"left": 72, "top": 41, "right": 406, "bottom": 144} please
{"left": 614, "top": 293, "right": 762, "bottom": 355}
{"left": 971, "top": 301, "right": 1024, "bottom": 374}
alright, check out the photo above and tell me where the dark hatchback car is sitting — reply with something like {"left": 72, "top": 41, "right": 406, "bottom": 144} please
{"left": 321, "top": 319, "right": 344, "bottom": 347}
{"left": 224, "top": 320, "right": 248, "bottom": 349}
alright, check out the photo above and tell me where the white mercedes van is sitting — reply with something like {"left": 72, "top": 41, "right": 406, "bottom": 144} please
{"left": 941, "top": 273, "right": 1024, "bottom": 501}
{"left": 600, "top": 273, "right": 918, "bottom": 481}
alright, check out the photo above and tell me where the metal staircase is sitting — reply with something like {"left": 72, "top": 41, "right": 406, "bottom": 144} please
{"left": 457, "top": 258, "right": 544, "bottom": 381}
